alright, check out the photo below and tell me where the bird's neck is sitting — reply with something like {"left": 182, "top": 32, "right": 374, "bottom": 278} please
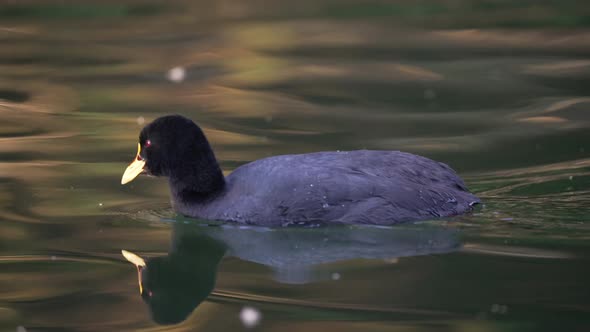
{"left": 168, "top": 162, "right": 225, "bottom": 205}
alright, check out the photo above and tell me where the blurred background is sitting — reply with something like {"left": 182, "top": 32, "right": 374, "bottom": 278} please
{"left": 0, "top": 1, "right": 589, "bottom": 331}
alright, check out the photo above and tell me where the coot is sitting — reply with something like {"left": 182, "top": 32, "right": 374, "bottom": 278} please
{"left": 121, "top": 115, "right": 479, "bottom": 226}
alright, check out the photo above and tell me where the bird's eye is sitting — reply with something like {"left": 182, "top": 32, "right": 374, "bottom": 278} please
{"left": 145, "top": 140, "right": 152, "bottom": 148}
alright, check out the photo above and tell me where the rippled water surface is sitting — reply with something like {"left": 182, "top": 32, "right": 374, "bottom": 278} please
{"left": 1, "top": 1, "right": 590, "bottom": 331}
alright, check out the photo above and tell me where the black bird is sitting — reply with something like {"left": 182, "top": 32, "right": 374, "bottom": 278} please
{"left": 121, "top": 115, "right": 479, "bottom": 226}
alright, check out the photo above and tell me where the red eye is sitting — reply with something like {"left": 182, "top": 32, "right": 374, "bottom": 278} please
{"left": 145, "top": 140, "right": 152, "bottom": 148}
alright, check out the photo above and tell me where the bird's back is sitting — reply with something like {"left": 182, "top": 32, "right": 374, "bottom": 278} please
{"left": 185, "top": 150, "right": 479, "bottom": 226}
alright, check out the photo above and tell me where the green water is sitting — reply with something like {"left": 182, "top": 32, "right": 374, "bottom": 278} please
{"left": 1, "top": 1, "right": 589, "bottom": 331}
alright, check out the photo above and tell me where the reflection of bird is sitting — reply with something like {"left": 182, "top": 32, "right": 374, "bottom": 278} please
{"left": 121, "top": 115, "right": 479, "bottom": 226}
{"left": 122, "top": 234, "right": 226, "bottom": 325}
{"left": 203, "top": 223, "right": 461, "bottom": 284}
{"left": 122, "top": 222, "right": 460, "bottom": 324}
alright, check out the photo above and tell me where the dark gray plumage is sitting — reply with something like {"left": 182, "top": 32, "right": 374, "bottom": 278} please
{"left": 126, "top": 115, "right": 480, "bottom": 226}
{"left": 175, "top": 150, "right": 479, "bottom": 226}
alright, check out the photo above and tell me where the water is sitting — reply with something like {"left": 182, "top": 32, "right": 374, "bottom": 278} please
{"left": 1, "top": 1, "right": 590, "bottom": 331}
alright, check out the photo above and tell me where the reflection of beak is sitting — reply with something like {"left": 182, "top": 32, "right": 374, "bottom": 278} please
{"left": 121, "top": 143, "right": 146, "bottom": 185}
{"left": 122, "top": 250, "right": 146, "bottom": 295}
